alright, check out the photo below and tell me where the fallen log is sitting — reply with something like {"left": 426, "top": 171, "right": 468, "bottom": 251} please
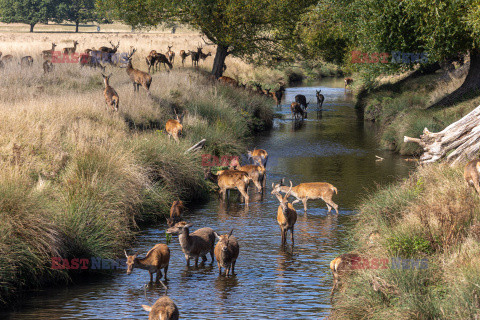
{"left": 404, "top": 105, "right": 480, "bottom": 164}
{"left": 185, "top": 139, "right": 206, "bottom": 154}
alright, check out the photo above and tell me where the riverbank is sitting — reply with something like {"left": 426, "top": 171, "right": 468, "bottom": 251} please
{"left": 0, "top": 61, "right": 272, "bottom": 306}
{"left": 354, "top": 63, "right": 480, "bottom": 155}
{"left": 330, "top": 162, "right": 480, "bottom": 319}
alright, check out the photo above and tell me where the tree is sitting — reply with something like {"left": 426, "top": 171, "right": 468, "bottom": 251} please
{"left": 98, "top": 0, "right": 316, "bottom": 78}
{"left": 55, "top": 0, "right": 97, "bottom": 32}
{"left": 0, "top": 0, "right": 55, "bottom": 32}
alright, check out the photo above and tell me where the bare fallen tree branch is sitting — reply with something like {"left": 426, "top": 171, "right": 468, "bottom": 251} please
{"left": 404, "top": 105, "right": 480, "bottom": 164}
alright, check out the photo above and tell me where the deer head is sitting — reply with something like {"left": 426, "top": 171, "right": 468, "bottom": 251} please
{"left": 272, "top": 181, "right": 293, "bottom": 211}
{"left": 214, "top": 229, "right": 234, "bottom": 253}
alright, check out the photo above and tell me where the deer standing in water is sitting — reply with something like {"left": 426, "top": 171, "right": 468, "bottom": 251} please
{"left": 272, "top": 181, "right": 297, "bottom": 245}
{"left": 316, "top": 90, "right": 325, "bottom": 118}
{"left": 124, "top": 243, "right": 170, "bottom": 282}
{"left": 344, "top": 77, "right": 354, "bottom": 89}
{"left": 214, "top": 229, "right": 239, "bottom": 276}
{"left": 142, "top": 296, "right": 179, "bottom": 320}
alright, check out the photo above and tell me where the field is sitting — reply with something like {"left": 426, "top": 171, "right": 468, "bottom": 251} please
{"left": 0, "top": 27, "right": 273, "bottom": 304}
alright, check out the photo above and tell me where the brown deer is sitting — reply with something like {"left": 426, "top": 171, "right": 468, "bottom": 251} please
{"left": 464, "top": 159, "right": 480, "bottom": 194}
{"left": 99, "top": 41, "right": 120, "bottom": 64}
{"left": 142, "top": 296, "right": 179, "bottom": 320}
{"left": 165, "top": 109, "right": 185, "bottom": 143}
{"left": 199, "top": 51, "right": 212, "bottom": 64}
{"left": 126, "top": 48, "right": 152, "bottom": 93}
{"left": 290, "top": 102, "right": 304, "bottom": 120}
{"left": 272, "top": 178, "right": 339, "bottom": 213}
{"left": 247, "top": 148, "right": 268, "bottom": 168}
{"left": 214, "top": 229, "right": 239, "bottom": 276}
{"left": 344, "top": 77, "right": 354, "bottom": 89}
{"left": 295, "top": 94, "right": 309, "bottom": 113}
{"left": 272, "top": 181, "right": 297, "bottom": 245}
{"left": 42, "top": 43, "right": 57, "bottom": 61}
{"left": 63, "top": 40, "right": 79, "bottom": 55}
{"left": 154, "top": 52, "right": 173, "bottom": 71}
{"left": 43, "top": 60, "right": 54, "bottom": 73}
{"left": 179, "top": 50, "right": 190, "bottom": 67}
{"left": 146, "top": 50, "right": 157, "bottom": 72}
{"left": 189, "top": 48, "right": 201, "bottom": 67}
{"left": 124, "top": 243, "right": 170, "bottom": 282}
{"left": 218, "top": 76, "right": 238, "bottom": 87}
{"left": 101, "top": 73, "right": 119, "bottom": 112}
{"left": 167, "top": 200, "right": 185, "bottom": 227}
{"left": 166, "top": 45, "right": 175, "bottom": 65}
{"left": 166, "top": 221, "right": 216, "bottom": 268}
{"left": 316, "top": 90, "right": 325, "bottom": 112}
{"left": 230, "top": 163, "right": 266, "bottom": 193}
{"left": 204, "top": 167, "right": 250, "bottom": 204}
{"left": 79, "top": 51, "right": 105, "bottom": 71}
{"left": 20, "top": 56, "right": 33, "bottom": 68}
{"left": 330, "top": 253, "right": 361, "bottom": 295}
{"left": 274, "top": 85, "right": 286, "bottom": 107}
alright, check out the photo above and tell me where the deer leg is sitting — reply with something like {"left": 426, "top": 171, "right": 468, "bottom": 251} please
{"left": 149, "top": 272, "right": 153, "bottom": 283}
{"left": 291, "top": 227, "right": 294, "bottom": 245}
{"left": 164, "top": 266, "right": 168, "bottom": 280}
{"left": 302, "top": 198, "right": 308, "bottom": 213}
{"left": 232, "top": 260, "right": 236, "bottom": 275}
{"left": 210, "top": 247, "right": 214, "bottom": 263}
{"left": 474, "top": 181, "right": 480, "bottom": 194}
{"left": 201, "top": 255, "right": 207, "bottom": 265}
{"left": 132, "top": 82, "right": 136, "bottom": 92}
{"left": 325, "top": 198, "right": 339, "bottom": 214}
{"left": 195, "top": 257, "right": 199, "bottom": 268}
{"left": 185, "top": 255, "right": 190, "bottom": 267}
{"left": 155, "top": 269, "right": 162, "bottom": 282}
{"left": 217, "top": 262, "right": 221, "bottom": 274}
{"left": 281, "top": 228, "right": 285, "bottom": 245}
{"left": 226, "top": 267, "right": 230, "bottom": 276}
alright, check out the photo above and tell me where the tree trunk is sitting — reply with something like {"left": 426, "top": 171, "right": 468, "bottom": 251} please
{"left": 30, "top": 24, "right": 34, "bottom": 32}
{"left": 75, "top": 20, "right": 79, "bottom": 33}
{"left": 404, "top": 104, "right": 480, "bottom": 164}
{"left": 212, "top": 45, "right": 229, "bottom": 79}
{"left": 430, "top": 50, "right": 480, "bottom": 108}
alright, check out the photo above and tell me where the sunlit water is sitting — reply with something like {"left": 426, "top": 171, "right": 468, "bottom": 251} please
{"left": 2, "top": 78, "right": 415, "bottom": 319}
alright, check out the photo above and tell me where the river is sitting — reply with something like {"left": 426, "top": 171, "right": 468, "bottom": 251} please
{"left": 2, "top": 78, "right": 415, "bottom": 319}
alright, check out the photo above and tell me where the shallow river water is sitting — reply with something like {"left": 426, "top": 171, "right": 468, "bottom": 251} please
{"left": 2, "top": 78, "right": 415, "bottom": 319}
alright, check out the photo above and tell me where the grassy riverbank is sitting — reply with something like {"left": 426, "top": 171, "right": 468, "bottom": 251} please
{"left": 0, "top": 59, "right": 272, "bottom": 305}
{"left": 330, "top": 163, "right": 480, "bottom": 319}
{"left": 355, "top": 63, "right": 480, "bottom": 155}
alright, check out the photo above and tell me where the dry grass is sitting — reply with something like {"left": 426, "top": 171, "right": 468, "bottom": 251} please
{"left": 331, "top": 163, "right": 480, "bottom": 319}
{"left": 0, "top": 30, "right": 273, "bottom": 305}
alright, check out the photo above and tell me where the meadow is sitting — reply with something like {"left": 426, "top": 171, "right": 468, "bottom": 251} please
{"left": 0, "top": 28, "right": 273, "bottom": 304}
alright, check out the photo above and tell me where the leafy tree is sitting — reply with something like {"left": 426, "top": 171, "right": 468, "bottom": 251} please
{"left": 98, "top": 0, "right": 316, "bottom": 77}
{"left": 54, "top": 0, "right": 97, "bottom": 32}
{"left": 0, "top": 0, "right": 55, "bottom": 32}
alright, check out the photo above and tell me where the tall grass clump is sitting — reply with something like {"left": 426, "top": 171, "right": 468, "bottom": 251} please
{"left": 331, "top": 163, "right": 480, "bottom": 319}
{"left": 0, "top": 50, "right": 272, "bottom": 305}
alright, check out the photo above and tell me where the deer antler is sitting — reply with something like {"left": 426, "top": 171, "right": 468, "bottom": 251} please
{"left": 285, "top": 181, "right": 293, "bottom": 199}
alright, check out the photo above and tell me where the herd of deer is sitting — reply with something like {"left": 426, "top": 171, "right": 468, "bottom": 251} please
{"left": 125, "top": 141, "right": 347, "bottom": 318}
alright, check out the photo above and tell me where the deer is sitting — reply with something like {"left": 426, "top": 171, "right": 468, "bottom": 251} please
{"left": 43, "top": 60, "right": 54, "bottom": 73}
{"left": 126, "top": 48, "right": 152, "bottom": 93}
{"left": 0, "top": 54, "right": 13, "bottom": 63}
{"left": 166, "top": 221, "right": 216, "bottom": 268}
{"left": 146, "top": 50, "right": 157, "bottom": 72}
{"left": 272, "top": 181, "right": 297, "bottom": 245}
{"left": 199, "top": 51, "right": 212, "bottom": 64}
{"left": 247, "top": 148, "right": 268, "bottom": 168}
{"left": 344, "top": 77, "right": 354, "bottom": 89}
{"left": 272, "top": 178, "right": 339, "bottom": 214}
{"left": 189, "top": 46, "right": 201, "bottom": 67}
{"left": 230, "top": 161, "right": 266, "bottom": 193}
{"left": 167, "top": 200, "right": 185, "bottom": 227}
{"left": 142, "top": 296, "right": 179, "bottom": 320}
{"left": 204, "top": 167, "right": 250, "bottom": 204}
{"left": 214, "top": 229, "right": 239, "bottom": 276}
{"left": 63, "top": 40, "right": 79, "bottom": 55}
{"left": 179, "top": 50, "right": 190, "bottom": 67}
{"left": 166, "top": 45, "right": 175, "bottom": 65}
{"left": 316, "top": 89, "right": 325, "bottom": 109}
{"left": 274, "top": 85, "right": 286, "bottom": 107}
{"left": 79, "top": 51, "right": 105, "bottom": 71}
{"left": 42, "top": 43, "right": 57, "bottom": 61}
{"left": 295, "top": 94, "right": 309, "bottom": 113}
{"left": 330, "top": 253, "right": 361, "bottom": 295}
{"left": 154, "top": 52, "right": 173, "bottom": 71}
{"left": 218, "top": 76, "right": 238, "bottom": 87}
{"left": 165, "top": 109, "right": 185, "bottom": 143}
{"left": 464, "top": 159, "right": 480, "bottom": 194}
{"left": 20, "top": 56, "right": 33, "bottom": 68}
{"left": 124, "top": 243, "right": 170, "bottom": 282}
{"left": 101, "top": 73, "right": 119, "bottom": 112}
{"left": 99, "top": 41, "right": 120, "bottom": 64}
{"left": 290, "top": 102, "right": 304, "bottom": 120}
